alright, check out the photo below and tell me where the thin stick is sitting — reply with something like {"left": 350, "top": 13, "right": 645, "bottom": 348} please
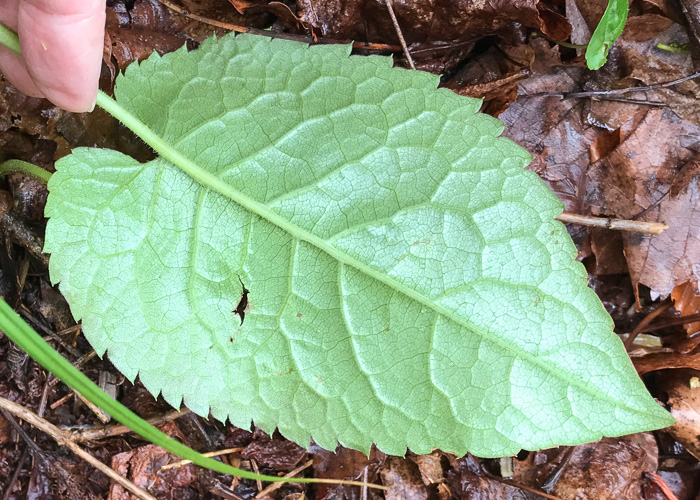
{"left": 18, "top": 306, "right": 82, "bottom": 358}
{"left": 624, "top": 301, "right": 672, "bottom": 350}
{"left": 1, "top": 409, "right": 47, "bottom": 460}
{"left": 49, "top": 391, "right": 74, "bottom": 410}
{"left": 2, "top": 445, "right": 29, "bottom": 500}
{"left": 255, "top": 459, "right": 314, "bottom": 498}
{"left": 0, "top": 212, "right": 50, "bottom": 267}
{"left": 522, "top": 71, "right": 700, "bottom": 99}
{"left": 361, "top": 466, "right": 368, "bottom": 500}
{"left": 641, "top": 312, "right": 700, "bottom": 333}
{"left": 251, "top": 458, "right": 264, "bottom": 492}
{"left": 0, "top": 396, "right": 158, "bottom": 500}
{"left": 69, "top": 408, "right": 191, "bottom": 442}
{"left": 154, "top": 0, "right": 401, "bottom": 53}
{"left": 385, "top": 0, "right": 416, "bottom": 70}
{"left": 556, "top": 212, "right": 668, "bottom": 234}
{"left": 161, "top": 447, "right": 244, "bottom": 470}
{"left": 499, "top": 479, "right": 563, "bottom": 500}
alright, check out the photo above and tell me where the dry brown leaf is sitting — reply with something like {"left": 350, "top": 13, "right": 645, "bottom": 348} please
{"left": 513, "top": 434, "right": 658, "bottom": 500}
{"left": 380, "top": 456, "right": 429, "bottom": 500}
{"left": 656, "top": 369, "right": 700, "bottom": 461}
{"left": 671, "top": 281, "right": 700, "bottom": 336}
{"left": 550, "top": 434, "right": 658, "bottom": 500}
{"left": 409, "top": 451, "right": 444, "bottom": 486}
{"left": 447, "top": 455, "right": 526, "bottom": 498}
{"left": 109, "top": 422, "right": 196, "bottom": 500}
{"left": 310, "top": 443, "right": 384, "bottom": 500}
{"left": 500, "top": 40, "right": 599, "bottom": 213}
{"left": 240, "top": 430, "right": 307, "bottom": 470}
{"left": 587, "top": 229, "right": 628, "bottom": 276}
{"left": 622, "top": 14, "right": 675, "bottom": 42}
{"left": 296, "top": 0, "right": 569, "bottom": 72}
{"left": 584, "top": 107, "right": 700, "bottom": 300}
{"left": 671, "top": 154, "right": 700, "bottom": 198}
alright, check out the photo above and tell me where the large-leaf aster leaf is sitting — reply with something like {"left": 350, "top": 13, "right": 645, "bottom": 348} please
{"left": 44, "top": 33, "right": 672, "bottom": 457}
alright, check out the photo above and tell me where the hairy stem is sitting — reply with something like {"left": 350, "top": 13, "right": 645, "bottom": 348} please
{"left": 0, "top": 159, "right": 52, "bottom": 183}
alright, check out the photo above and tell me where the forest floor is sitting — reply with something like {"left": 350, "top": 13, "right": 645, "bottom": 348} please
{"left": 1, "top": 0, "right": 700, "bottom": 498}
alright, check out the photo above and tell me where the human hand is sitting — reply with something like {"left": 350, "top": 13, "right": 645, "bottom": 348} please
{"left": 0, "top": 0, "right": 105, "bottom": 112}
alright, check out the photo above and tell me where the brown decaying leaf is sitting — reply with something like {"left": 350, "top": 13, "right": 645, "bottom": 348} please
{"left": 104, "top": 0, "right": 252, "bottom": 77}
{"left": 656, "top": 369, "right": 700, "bottom": 461}
{"left": 295, "top": 0, "right": 569, "bottom": 73}
{"left": 447, "top": 454, "right": 525, "bottom": 498}
{"left": 310, "top": 443, "right": 384, "bottom": 500}
{"left": 514, "top": 434, "right": 658, "bottom": 500}
{"left": 587, "top": 229, "right": 629, "bottom": 276}
{"left": 408, "top": 451, "right": 444, "bottom": 486}
{"left": 109, "top": 421, "right": 197, "bottom": 500}
{"left": 380, "top": 456, "right": 429, "bottom": 500}
{"left": 671, "top": 281, "right": 700, "bottom": 336}
{"left": 500, "top": 40, "right": 596, "bottom": 214}
{"left": 622, "top": 14, "right": 675, "bottom": 42}
{"left": 674, "top": 0, "right": 700, "bottom": 63}
{"left": 671, "top": 154, "right": 700, "bottom": 199}
{"left": 240, "top": 428, "right": 307, "bottom": 469}
{"left": 445, "top": 42, "right": 535, "bottom": 116}
{"left": 585, "top": 107, "right": 700, "bottom": 300}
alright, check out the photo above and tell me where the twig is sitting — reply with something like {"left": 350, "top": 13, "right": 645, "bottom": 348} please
{"left": 2, "top": 445, "right": 29, "bottom": 500}
{"left": 531, "top": 31, "right": 588, "bottom": 50}
{"left": 255, "top": 459, "right": 314, "bottom": 498}
{"left": 1, "top": 409, "right": 47, "bottom": 460}
{"left": 18, "top": 305, "right": 82, "bottom": 358}
{"left": 624, "top": 300, "right": 672, "bottom": 350}
{"left": 641, "top": 312, "right": 700, "bottom": 333}
{"left": 589, "top": 96, "right": 666, "bottom": 106}
{"left": 385, "top": 0, "right": 416, "bottom": 70}
{"left": 0, "top": 396, "right": 157, "bottom": 500}
{"left": 49, "top": 350, "right": 95, "bottom": 388}
{"left": 161, "top": 447, "right": 244, "bottom": 470}
{"left": 522, "top": 71, "right": 700, "bottom": 99}
{"left": 251, "top": 458, "right": 264, "bottom": 492}
{"left": 361, "top": 466, "right": 368, "bottom": 500}
{"left": 498, "top": 479, "right": 563, "bottom": 500}
{"left": 0, "top": 211, "right": 49, "bottom": 267}
{"left": 540, "top": 447, "right": 575, "bottom": 492}
{"left": 49, "top": 391, "right": 74, "bottom": 410}
{"left": 68, "top": 407, "right": 191, "bottom": 442}
{"left": 154, "top": 0, "right": 401, "bottom": 52}
{"left": 211, "top": 481, "right": 246, "bottom": 499}
{"left": 556, "top": 212, "right": 668, "bottom": 234}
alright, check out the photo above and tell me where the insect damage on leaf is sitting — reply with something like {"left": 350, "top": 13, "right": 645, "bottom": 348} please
{"left": 233, "top": 275, "right": 250, "bottom": 325}
{"left": 44, "top": 32, "right": 673, "bottom": 458}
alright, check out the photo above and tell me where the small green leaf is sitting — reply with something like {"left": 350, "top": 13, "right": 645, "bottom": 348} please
{"left": 44, "top": 33, "right": 672, "bottom": 457}
{"left": 586, "top": 0, "right": 629, "bottom": 70}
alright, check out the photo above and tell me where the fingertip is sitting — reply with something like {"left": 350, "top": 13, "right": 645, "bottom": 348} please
{"left": 0, "top": 46, "right": 43, "bottom": 98}
{"left": 18, "top": 0, "right": 106, "bottom": 112}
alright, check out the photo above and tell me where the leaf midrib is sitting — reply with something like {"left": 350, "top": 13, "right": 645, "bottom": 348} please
{"left": 96, "top": 91, "right": 652, "bottom": 418}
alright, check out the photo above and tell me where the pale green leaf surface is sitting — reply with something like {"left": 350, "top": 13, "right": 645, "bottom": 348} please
{"left": 44, "top": 33, "right": 672, "bottom": 457}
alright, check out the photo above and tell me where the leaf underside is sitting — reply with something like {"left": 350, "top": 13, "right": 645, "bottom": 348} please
{"left": 44, "top": 33, "right": 672, "bottom": 458}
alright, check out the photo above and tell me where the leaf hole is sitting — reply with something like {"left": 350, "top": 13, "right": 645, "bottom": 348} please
{"left": 233, "top": 276, "right": 250, "bottom": 325}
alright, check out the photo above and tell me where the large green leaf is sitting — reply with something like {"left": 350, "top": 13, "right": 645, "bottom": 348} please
{"left": 44, "top": 33, "right": 672, "bottom": 457}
